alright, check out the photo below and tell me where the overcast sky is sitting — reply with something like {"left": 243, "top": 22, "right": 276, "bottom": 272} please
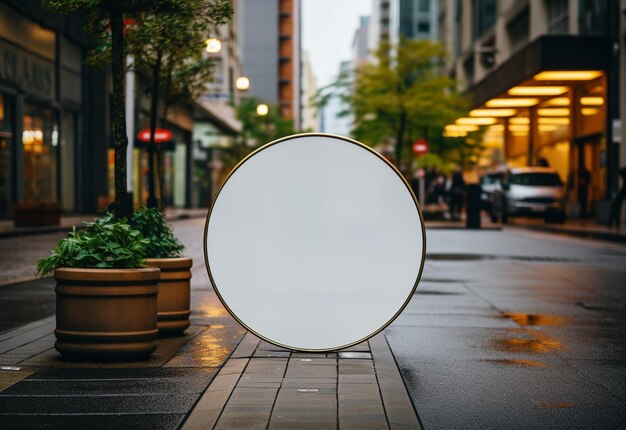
{"left": 302, "top": 0, "right": 372, "bottom": 88}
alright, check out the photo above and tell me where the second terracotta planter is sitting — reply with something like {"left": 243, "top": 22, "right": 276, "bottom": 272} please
{"left": 146, "top": 257, "right": 192, "bottom": 336}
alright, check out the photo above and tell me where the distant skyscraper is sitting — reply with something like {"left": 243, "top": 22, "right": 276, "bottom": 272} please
{"left": 352, "top": 16, "right": 370, "bottom": 68}
{"left": 239, "top": 0, "right": 301, "bottom": 128}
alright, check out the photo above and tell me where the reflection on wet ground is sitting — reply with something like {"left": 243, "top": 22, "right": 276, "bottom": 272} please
{"left": 483, "top": 359, "right": 548, "bottom": 368}
{"left": 415, "top": 290, "right": 461, "bottom": 296}
{"left": 493, "top": 329, "right": 565, "bottom": 354}
{"left": 504, "top": 313, "right": 567, "bottom": 326}
{"left": 426, "top": 253, "right": 578, "bottom": 262}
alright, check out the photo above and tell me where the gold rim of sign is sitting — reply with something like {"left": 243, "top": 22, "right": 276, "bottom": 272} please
{"left": 203, "top": 133, "right": 427, "bottom": 352}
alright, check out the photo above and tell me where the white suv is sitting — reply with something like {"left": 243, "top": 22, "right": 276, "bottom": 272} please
{"left": 492, "top": 167, "right": 566, "bottom": 223}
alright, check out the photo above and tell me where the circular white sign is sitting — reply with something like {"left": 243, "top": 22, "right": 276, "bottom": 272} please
{"left": 204, "top": 134, "right": 425, "bottom": 351}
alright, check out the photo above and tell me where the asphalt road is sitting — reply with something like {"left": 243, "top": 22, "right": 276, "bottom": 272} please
{"left": 387, "top": 228, "right": 626, "bottom": 429}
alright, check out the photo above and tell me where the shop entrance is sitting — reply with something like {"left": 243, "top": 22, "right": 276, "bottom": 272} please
{"left": 575, "top": 135, "right": 604, "bottom": 217}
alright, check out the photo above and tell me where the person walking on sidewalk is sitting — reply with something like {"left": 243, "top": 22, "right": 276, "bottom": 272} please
{"left": 447, "top": 170, "right": 466, "bottom": 220}
{"left": 608, "top": 166, "right": 626, "bottom": 229}
{"left": 578, "top": 167, "right": 591, "bottom": 217}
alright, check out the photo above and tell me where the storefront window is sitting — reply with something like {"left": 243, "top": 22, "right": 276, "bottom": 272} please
{"left": 506, "top": 112, "right": 530, "bottom": 166}
{"left": 22, "top": 104, "right": 58, "bottom": 203}
{"left": 0, "top": 93, "right": 13, "bottom": 217}
{"left": 535, "top": 95, "right": 571, "bottom": 181}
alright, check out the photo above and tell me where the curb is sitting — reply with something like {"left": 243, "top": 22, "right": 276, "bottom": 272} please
{"left": 520, "top": 224, "right": 626, "bottom": 244}
{"left": 0, "top": 211, "right": 208, "bottom": 239}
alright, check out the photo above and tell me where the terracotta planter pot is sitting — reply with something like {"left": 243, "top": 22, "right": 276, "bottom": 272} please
{"left": 146, "top": 258, "right": 192, "bottom": 336}
{"left": 54, "top": 267, "right": 160, "bottom": 361}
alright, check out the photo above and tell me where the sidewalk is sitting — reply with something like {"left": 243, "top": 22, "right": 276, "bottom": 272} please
{"left": 0, "top": 316, "right": 420, "bottom": 429}
{"left": 511, "top": 217, "right": 626, "bottom": 244}
{"left": 0, "top": 208, "right": 208, "bottom": 238}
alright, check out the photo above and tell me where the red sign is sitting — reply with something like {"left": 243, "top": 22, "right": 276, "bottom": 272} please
{"left": 137, "top": 128, "right": 173, "bottom": 143}
{"left": 412, "top": 138, "right": 429, "bottom": 155}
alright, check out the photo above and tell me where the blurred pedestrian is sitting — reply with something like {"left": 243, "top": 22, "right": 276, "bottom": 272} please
{"left": 608, "top": 166, "right": 626, "bottom": 229}
{"left": 448, "top": 170, "right": 466, "bottom": 220}
{"left": 578, "top": 167, "right": 591, "bottom": 217}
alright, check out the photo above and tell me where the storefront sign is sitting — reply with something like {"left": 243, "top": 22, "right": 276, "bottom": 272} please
{"left": 137, "top": 128, "right": 173, "bottom": 143}
{"left": 412, "top": 138, "right": 429, "bottom": 155}
{"left": 0, "top": 39, "right": 55, "bottom": 101}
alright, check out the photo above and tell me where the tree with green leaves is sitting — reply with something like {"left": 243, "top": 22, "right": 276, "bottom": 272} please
{"left": 44, "top": 0, "right": 187, "bottom": 219}
{"left": 236, "top": 98, "right": 298, "bottom": 148}
{"left": 318, "top": 38, "right": 473, "bottom": 175}
{"left": 127, "top": 0, "right": 232, "bottom": 209}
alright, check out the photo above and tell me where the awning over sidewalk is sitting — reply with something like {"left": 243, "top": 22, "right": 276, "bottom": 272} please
{"left": 468, "top": 35, "right": 610, "bottom": 108}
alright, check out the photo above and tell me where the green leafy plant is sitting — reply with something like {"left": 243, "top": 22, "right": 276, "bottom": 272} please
{"left": 129, "top": 207, "right": 185, "bottom": 258}
{"left": 36, "top": 220, "right": 148, "bottom": 277}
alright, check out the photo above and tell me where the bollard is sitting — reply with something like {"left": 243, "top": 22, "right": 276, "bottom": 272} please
{"left": 466, "top": 184, "right": 481, "bottom": 229}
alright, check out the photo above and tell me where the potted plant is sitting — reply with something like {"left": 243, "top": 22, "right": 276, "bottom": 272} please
{"left": 36, "top": 219, "right": 160, "bottom": 361}
{"left": 130, "top": 207, "right": 191, "bottom": 337}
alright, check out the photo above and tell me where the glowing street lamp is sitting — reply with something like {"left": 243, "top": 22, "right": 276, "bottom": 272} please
{"left": 236, "top": 77, "right": 250, "bottom": 91}
{"left": 256, "top": 103, "right": 269, "bottom": 116}
{"left": 205, "top": 38, "right": 222, "bottom": 54}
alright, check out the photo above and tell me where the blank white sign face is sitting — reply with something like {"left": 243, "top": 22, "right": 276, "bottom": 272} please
{"left": 204, "top": 134, "right": 425, "bottom": 351}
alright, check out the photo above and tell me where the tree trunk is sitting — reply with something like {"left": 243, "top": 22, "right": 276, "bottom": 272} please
{"left": 147, "top": 49, "right": 163, "bottom": 208}
{"left": 158, "top": 62, "right": 174, "bottom": 212}
{"left": 110, "top": 10, "right": 131, "bottom": 219}
{"left": 394, "top": 111, "right": 407, "bottom": 173}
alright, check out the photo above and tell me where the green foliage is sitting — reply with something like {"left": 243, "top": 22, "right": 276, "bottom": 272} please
{"left": 236, "top": 97, "right": 298, "bottom": 147}
{"left": 317, "top": 38, "right": 472, "bottom": 172}
{"left": 36, "top": 220, "right": 148, "bottom": 277}
{"left": 129, "top": 207, "right": 185, "bottom": 258}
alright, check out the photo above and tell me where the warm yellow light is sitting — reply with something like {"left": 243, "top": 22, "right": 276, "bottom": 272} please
{"left": 235, "top": 76, "right": 250, "bottom": 91}
{"left": 509, "top": 117, "right": 530, "bottom": 125}
{"left": 534, "top": 70, "right": 603, "bottom": 81}
{"left": 456, "top": 117, "right": 497, "bottom": 125}
{"left": 537, "top": 108, "right": 570, "bottom": 116}
{"left": 443, "top": 130, "right": 467, "bottom": 137}
{"left": 539, "top": 124, "right": 559, "bottom": 132}
{"left": 581, "top": 108, "right": 599, "bottom": 116}
{"left": 508, "top": 124, "right": 529, "bottom": 132}
{"left": 469, "top": 109, "right": 517, "bottom": 117}
{"left": 486, "top": 98, "right": 539, "bottom": 107}
{"left": 445, "top": 124, "right": 479, "bottom": 132}
{"left": 205, "top": 38, "right": 222, "bottom": 54}
{"left": 580, "top": 96, "right": 604, "bottom": 106}
{"left": 488, "top": 124, "right": 505, "bottom": 132}
{"left": 508, "top": 86, "right": 568, "bottom": 96}
{"left": 544, "top": 97, "right": 570, "bottom": 106}
{"left": 256, "top": 103, "right": 269, "bottom": 116}
{"left": 538, "top": 117, "right": 569, "bottom": 125}
{"left": 511, "top": 131, "right": 528, "bottom": 137}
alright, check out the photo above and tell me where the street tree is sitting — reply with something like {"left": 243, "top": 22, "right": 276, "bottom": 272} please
{"left": 43, "top": 0, "right": 185, "bottom": 219}
{"left": 127, "top": 0, "right": 232, "bottom": 209}
{"left": 318, "top": 39, "right": 472, "bottom": 175}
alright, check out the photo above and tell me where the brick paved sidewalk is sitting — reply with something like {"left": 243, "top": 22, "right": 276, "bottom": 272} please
{"left": 183, "top": 333, "right": 421, "bottom": 430}
{"left": 0, "top": 315, "right": 421, "bottom": 429}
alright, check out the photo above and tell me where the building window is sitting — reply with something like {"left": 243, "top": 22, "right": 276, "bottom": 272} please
{"left": 547, "top": 0, "right": 569, "bottom": 34}
{"left": 0, "top": 93, "right": 13, "bottom": 217}
{"left": 454, "top": 0, "right": 462, "bottom": 58}
{"left": 507, "top": 8, "right": 529, "bottom": 53}
{"left": 22, "top": 104, "right": 58, "bottom": 203}
{"left": 417, "top": 21, "right": 430, "bottom": 34}
{"left": 418, "top": 0, "right": 430, "bottom": 13}
{"left": 473, "top": 0, "right": 496, "bottom": 40}
{"left": 579, "top": 0, "right": 608, "bottom": 35}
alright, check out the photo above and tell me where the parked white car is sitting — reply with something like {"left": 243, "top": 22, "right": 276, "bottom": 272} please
{"left": 491, "top": 167, "right": 566, "bottom": 223}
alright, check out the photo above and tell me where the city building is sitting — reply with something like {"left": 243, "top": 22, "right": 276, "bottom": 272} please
{"left": 0, "top": 1, "right": 109, "bottom": 221}
{"left": 352, "top": 16, "right": 371, "bottom": 68}
{"left": 0, "top": 0, "right": 253, "bottom": 224}
{"left": 439, "top": 0, "right": 624, "bottom": 222}
{"left": 239, "top": 0, "right": 301, "bottom": 128}
{"left": 300, "top": 51, "right": 319, "bottom": 132}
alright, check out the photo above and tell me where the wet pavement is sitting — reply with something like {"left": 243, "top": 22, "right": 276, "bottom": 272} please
{"left": 1, "top": 218, "right": 625, "bottom": 428}
{"left": 387, "top": 229, "right": 626, "bottom": 429}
